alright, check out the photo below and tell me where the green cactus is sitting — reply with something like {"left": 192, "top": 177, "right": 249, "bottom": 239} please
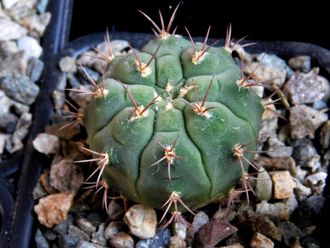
{"left": 82, "top": 8, "right": 264, "bottom": 218}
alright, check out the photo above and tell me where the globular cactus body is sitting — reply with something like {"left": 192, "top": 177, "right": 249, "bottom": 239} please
{"left": 83, "top": 30, "right": 264, "bottom": 213}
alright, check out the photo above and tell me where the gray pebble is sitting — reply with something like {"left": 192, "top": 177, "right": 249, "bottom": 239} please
{"left": 67, "top": 73, "right": 81, "bottom": 88}
{"left": 257, "top": 53, "right": 294, "bottom": 78}
{"left": 44, "top": 230, "right": 57, "bottom": 241}
{"left": 77, "top": 218, "right": 97, "bottom": 236}
{"left": 58, "top": 234, "right": 79, "bottom": 248}
{"left": 27, "top": 57, "right": 44, "bottom": 82}
{"left": 17, "top": 36, "right": 43, "bottom": 59}
{"left": 256, "top": 169, "right": 273, "bottom": 201}
{"left": 266, "top": 137, "right": 293, "bottom": 157}
{"left": 26, "top": 13, "right": 51, "bottom": 37}
{"left": 284, "top": 69, "right": 330, "bottom": 105}
{"left": 278, "top": 221, "right": 302, "bottom": 246}
{"left": 312, "top": 100, "right": 328, "bottom": 110}
{"left": 0, "top": 113, "right": 18, "bottom": 133}
{"left": 289, "top": 105, "right": 328, "bottom": 139}
{"left": 135, "top": 228, "right": 171, "bottom": 248}
{"left": 0, "top": 75, "right": 39, "bottom": 105}
{"left": 59, "top": 56, "right": 77, "bottom": 73}
{"left": 288, "top": 56, "right": 311, "bottom": 72}
{"left": 53, "top": 215, "right": 73, "bottom": 235}
{"left": 68, "top": 225, "right": 90, "bottom": 241}
{"left": 0, "top": 49, "right": 27, "bottom": 77}
{"left": 37, "top": 0, "right": 49, "bottom": 14}
{"left": 320, "top": 121, "right": 330, "bottom": 149}
{"left": 76, "top": 241, "right": 104, "bottom": 248}
{"left": 0, "top": 18, "right": 27, "bottom": 41}
{"left": 77, "top": 66, "right": 100, "bottom": 85}
{"left": 35, "top": 229, "right": 49, "bottom": 248}
{"left": 91, "top": 223, "right": 107, "bottom": 246}
{"left": 109, "top": 232, "right": 134, "bottom": 248}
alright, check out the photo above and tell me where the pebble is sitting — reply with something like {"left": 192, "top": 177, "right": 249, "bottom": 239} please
{"left": 243, "top": 54, "right": 287, "bottom": 88}
{"left": 0, "top": 90, "right": 12, "bottom": 115}
{"left": 256, "top": 195, "right": 298, "bottom": 220}
{"left": 124, "top": 204, "right": 157, "bottom": 239}
{"left": 284, "top": 69, "right": 330, "bottom": 105}
{"left": 278, "top": 221, "right": 303, "bottom": 246}
{"left": 289, "top": 105, "right": 328, "bottom": 139}
{"left": 271, "top": 170, "right": 294, "bottom": 199}
{"left": 109, "top": 232, "right": 134, "bottom": 248}
{"left": 0, "top": 18, "right": 27, "bottom": 41}
{"left": 26, "top": 12, "right": 51, "bottom": 37}
{"left": 295, "top": 166, "right": 308, "bottom": 183}
{"left": 0, "top": 112, "right": 18, "bottom": 133}
{"left": 0, "top": 75, "right": 39, "bottom": 104}
{"left": 169, "top": 236, "right": 186, "bottom": 248}
{"left": 76, "top": 66, "right": 100, "bottom": 85}
{"left": 256, "top": 169, "right": 273, "bottom": 201}
{"left": 76, "top": 241, "right": 103, "bottom": 248}
{"left": 258, "top": 156, "right": 296, "bottom": 174}
{"left": 44, "top": 230, "right": 57, "bottom": 241}
{"left": 320, "top": 121, "right": 330, "bottom": 149}
{"left": 104, "top": 221, "right": 124, "bottom": 240}
{"left": 59, "top": 56, "right": 77, "bottom": 73}
{"left": 52, "top": 89, "right": 65, "bottom": 112}
{"left": 27, "top": 57, "right": 44, "bottom": 82}
{"left": 259, "top": 109, "right": 278, "bottom": 142}
{"left": 18, "top": 35, "right": 43, "bottom": 58}
{"left": 292, "top": 139, "right": 320, "bottom": 171}
{"left": 33, "top": 133, "right": 60, "bottom": 155}
{"left": 91, "top": 223, "right": 107, "bottom": 246}
{"left": 173, "top": 221, "right": 187, "bottom": 240}
{"left": 266, "top": 137, "right": 293, "bottom": 157}
{"left": 68, "top": 224, "right": 90, "bottom": 241}
{"left": 2, "top": 0, "right": 19, "bottom": 9}
{"left": 37, "top": 0, "right": 49, "bottom": 14}
{"left": 257, "top": 53, "right": 294, "bottom": 77}
{"left": 34, "top": 192, "right": 74, "bottom": 228}
{"left": 305, "top": 172, "right": 327, "bottom": 193}
{"left": 292, "top": 177, "right": 312, "bottom": 201}
{"left": 250, "top": 232, "right": 274, "bottom": 248}
{"left": 77, "top": 218, "right": 97, "bottom": 236}
{"left": 195, "top": 220, "right": 237, "bottom": 248}
{"left": 35, "top": 228, "right": 50, "bottom": 248}
{"left": 68, "top": 85, "right": 93, "bottom": 108}
{"left": 288, "top": 56, "right": 312, "bottom": 72}
{"left": 107, "top": 200, "right": 124, "bottom": 220}
{"left": 6, "top": 112, "right": 32, "bottom": 153}
{"left": 135, "top": 228, "right": 171, "bottom": 248}
{"left": 0, "top": 50, "right": 27, "bottom": 77}
{"left": 32, "top": 180, "right": 48, "bottom": 200}
{"left": 0, "top": 133, "right": 10, "bottom": 154}
{"left": 219, "top": 244, "right": 244, "bottom": 248}
{"left": 53, "top": 215, "right": 73, "bottom": 235}
{"left": 236, "top": 208, "right": 282, "bottom": 241}
{"left": 49, "top": 157, "right": 84, "bottom": 193}
{"left": 58, "top": 234, "right": 79, "bottom": 248}
{"left": 190, "top": 211, "right": 209, "bottom": 236}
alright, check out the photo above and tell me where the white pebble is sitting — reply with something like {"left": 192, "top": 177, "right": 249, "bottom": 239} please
{"left": 18, "top": 36, "right": 43, "bottom": 59}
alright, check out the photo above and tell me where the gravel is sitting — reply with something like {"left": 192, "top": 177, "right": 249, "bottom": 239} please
{"left": 31, "top": 35, "right": 330, "bottom": 247}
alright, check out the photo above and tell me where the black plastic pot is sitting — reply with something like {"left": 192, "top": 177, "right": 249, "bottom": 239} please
{"left": 1, "top": 3, "right": 330, "bottom": 247}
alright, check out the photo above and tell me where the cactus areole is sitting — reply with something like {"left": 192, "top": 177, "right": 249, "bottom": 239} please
{"left": 83, "top": 30, "right": 264, "bottom": 213}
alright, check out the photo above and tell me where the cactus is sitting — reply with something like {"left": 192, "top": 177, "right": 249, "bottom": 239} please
{"left": 81, "top": 6, "right": 264, "bottom": 222}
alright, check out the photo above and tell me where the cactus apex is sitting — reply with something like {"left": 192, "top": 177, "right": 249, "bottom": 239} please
{"left": 138, "top": 1, "right": 182, "bottom": 39}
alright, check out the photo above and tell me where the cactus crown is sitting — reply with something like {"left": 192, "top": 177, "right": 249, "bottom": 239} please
{"left": 81, "top": 5, "right": 264, "bottom": 223}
